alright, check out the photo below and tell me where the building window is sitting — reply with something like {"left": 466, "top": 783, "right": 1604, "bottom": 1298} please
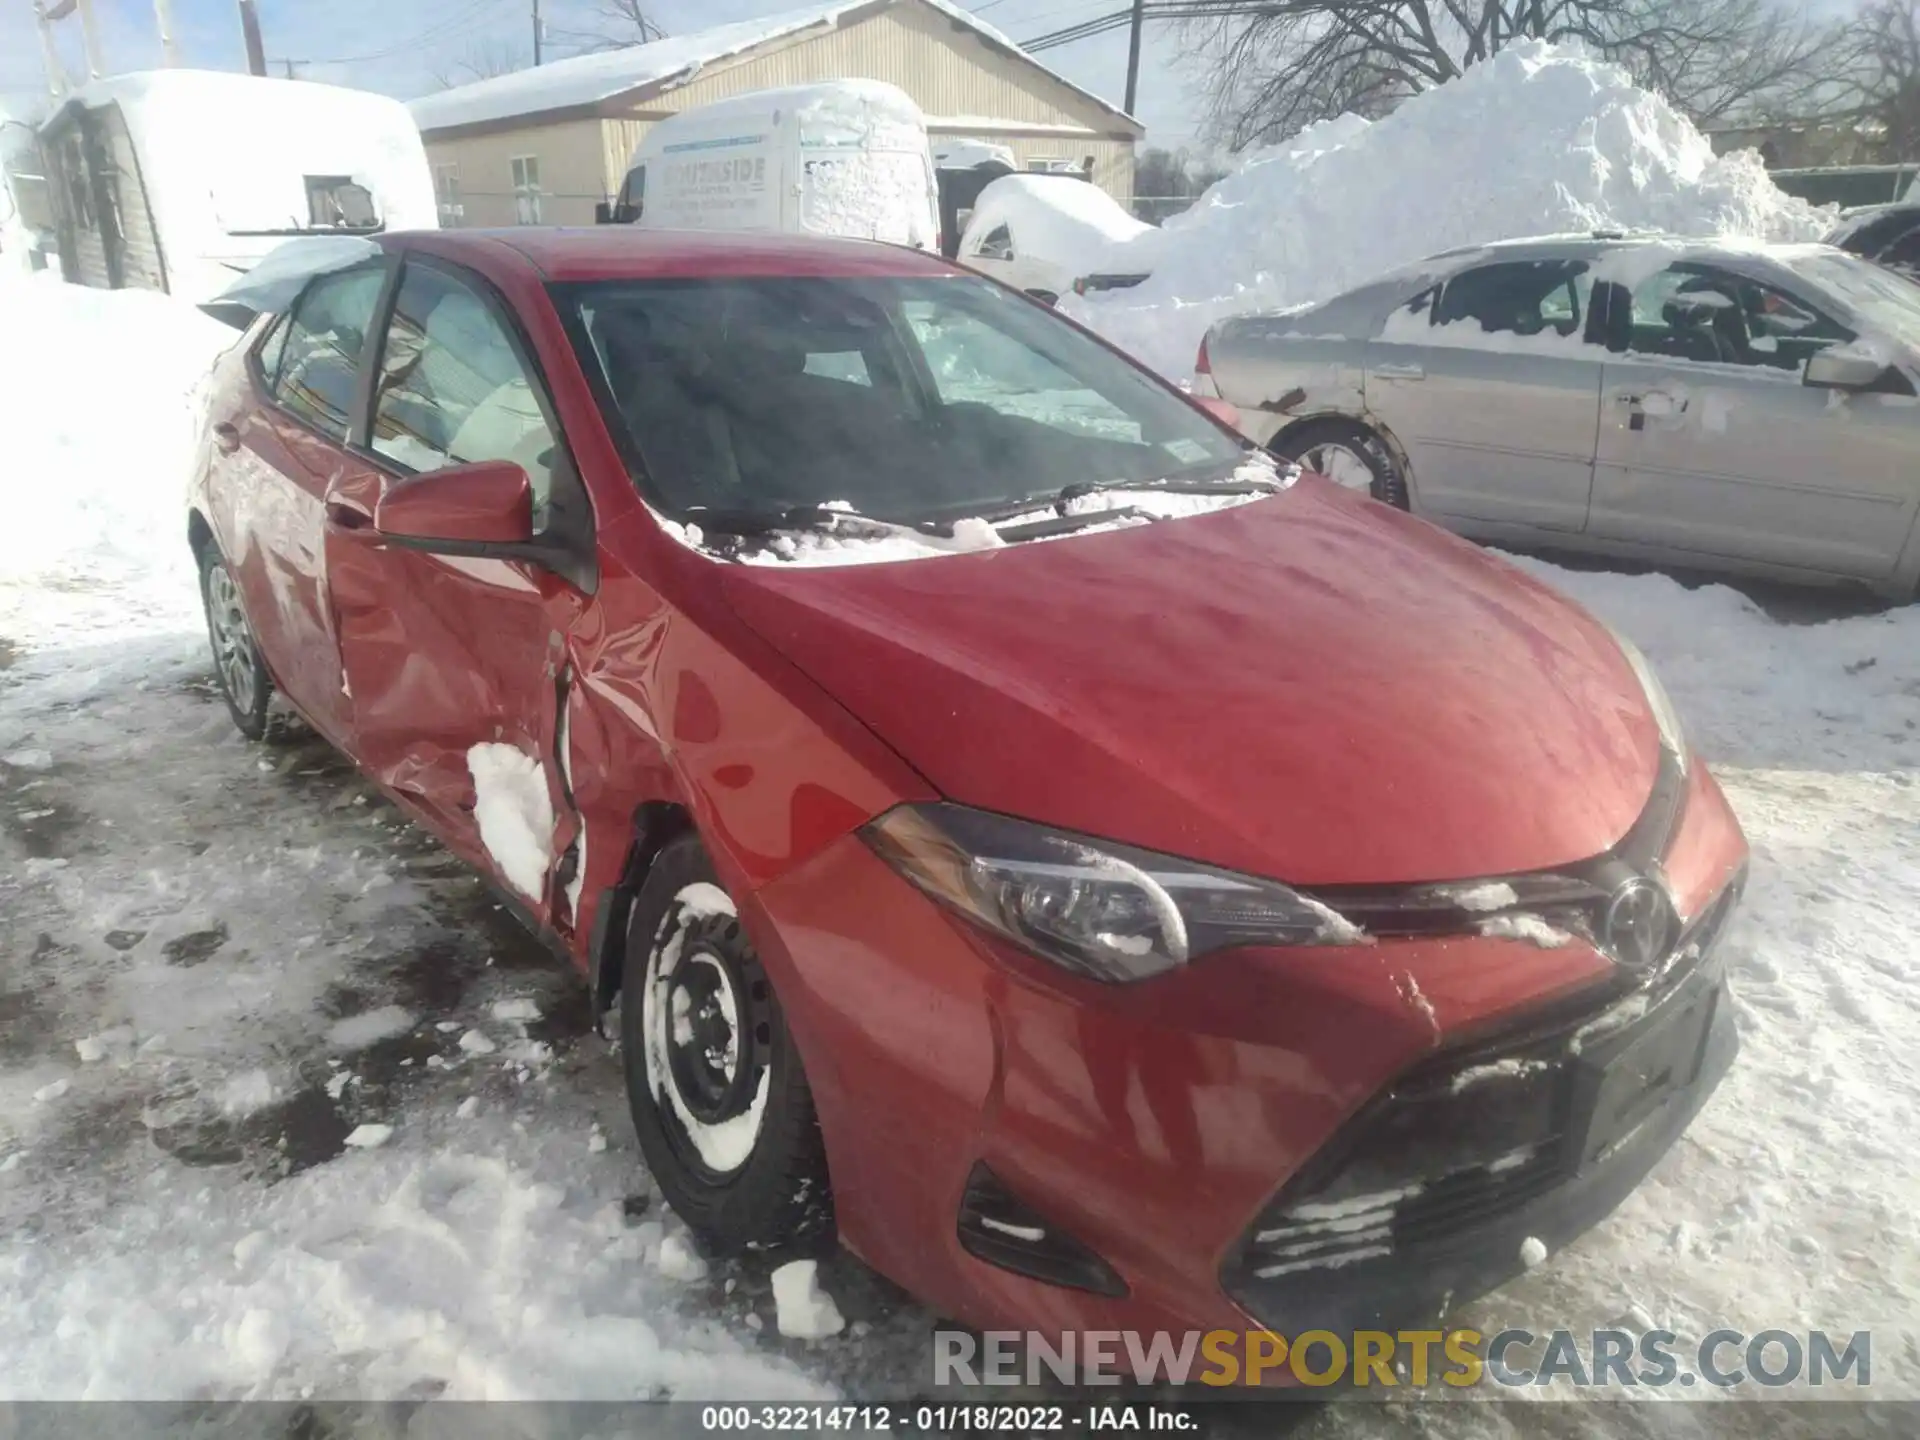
{"left": 1026, "top": 157, "right": 1079, "bottom": 174}
{"left": 433, "top": 163, "right": 463, "bottom": 227}
{"left": 510, "top": 155, "right": 542, "bottom": 225}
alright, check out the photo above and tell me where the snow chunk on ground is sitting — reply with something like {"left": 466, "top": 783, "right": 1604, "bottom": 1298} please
{"left": 1520, "top": 1235, "right": 1550, "bottom": 1269}
{"left": 1067, "top": 41, "right": 1831, "bottom": 376}
{"left": 656, "top": 1233, "right": 710, "bottom": 1283}
{"left": 770, "top": 1260, "right": 845, "bottom": 1339}
{"left": 325, "top": 1005, "right": 415, "bottom": 1051}
{"left": 458, "top": 1028, "right": 498, "bottom": 1057}
{"left": 466, "top": 743, "right": 554, "bottom": 901}
{"left": 491, "top": 997, "right": 541, "bottom": 1024}
{"left": 342, "top": 1123, "right": 394, "bottom": 1150}
{"left": 217, "top": 1070, "right": 277, "bottom": 1117}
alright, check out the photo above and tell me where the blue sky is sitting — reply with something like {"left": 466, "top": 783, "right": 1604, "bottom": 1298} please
{"left": 0, "top": 0, "right": 1209, "bottom": 142}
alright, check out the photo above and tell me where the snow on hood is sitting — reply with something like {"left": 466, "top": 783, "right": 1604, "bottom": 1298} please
{"left": 719, "top": 476, "right": 1662, "bottom": 886}
{"left": 1065, "top": 41, "right": 1834, "bottom": 377}
{"left": 199, "top": 236, "right": 384, "bottom": 328}
{"left": 653, "top": 455, "right": 1292, "bottom": 567}
{"left": 959, "top": 174, "right": 1151, "bottom": 276}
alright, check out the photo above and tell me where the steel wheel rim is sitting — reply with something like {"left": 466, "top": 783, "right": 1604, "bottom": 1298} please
{"left": 664, "top": 949, "right": 746, "bottom": 1122}
{"left": 206, "top": 565, "right": 258, "bottom": 704}
{"left": 1306, "top": 442, "right": 1376, "bottom": 493}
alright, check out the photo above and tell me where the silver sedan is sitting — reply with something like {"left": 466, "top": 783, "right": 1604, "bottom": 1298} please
{"left": 1198, "top": 235, "right": 1920, "bottom": 598}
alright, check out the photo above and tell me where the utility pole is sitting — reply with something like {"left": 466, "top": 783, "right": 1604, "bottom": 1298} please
{"left": 1123, "top": 0, "right": 1144, "bottom": 115}
{"left": 532, "top": 0, "right": 543, "bottom": 64}
{"left": 237, "top": 0, "right": 268, "bottom": 76}
{"left": 32, "top": 2, "right": 69, "bottom": 95}
{"left": 153, "top": 0, "right": 181, "bottom": 65}
{"left": 73, "top": 0, "right": 103, "bottom": 79}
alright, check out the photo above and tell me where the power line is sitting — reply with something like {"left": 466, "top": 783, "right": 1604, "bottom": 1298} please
{"left": 297, "top": 0, "right": 520, "bottom": 66}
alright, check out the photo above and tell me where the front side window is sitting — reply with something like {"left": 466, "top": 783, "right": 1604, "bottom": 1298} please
{"left": 1435, "top": 260, "right": 1592, "bottom": 338}
{"left": 269, "top": 264, "right": 386, "bottom": 440}
{"left": 369, "top": 262, "right": 559, "bottom": 516}
{"left": 511, "top": 156, "right": 542, "bottom": 225}
{"left": 1623, "top": 264, "right": 1851, "bottom": 371}
{"left": 557, "top": 273, "right": 1243, "bottom": 525}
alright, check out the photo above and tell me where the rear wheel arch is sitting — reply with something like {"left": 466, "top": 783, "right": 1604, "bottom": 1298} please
{"left": 1270, "top": 412, "right": 1417, "bottom": 510}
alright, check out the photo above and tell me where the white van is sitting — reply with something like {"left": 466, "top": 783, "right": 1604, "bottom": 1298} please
{"left": 39, "top": 70, "right": 436, "bottom": 305}
{"left": 606, "top": 80, "right": 940, "bottom": 251}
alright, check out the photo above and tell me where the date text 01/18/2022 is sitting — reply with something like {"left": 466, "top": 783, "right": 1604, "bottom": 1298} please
{"left": 698, "top": 1405, "right": 1198, "bottom": 1431}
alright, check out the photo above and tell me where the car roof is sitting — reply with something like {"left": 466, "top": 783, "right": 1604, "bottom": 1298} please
{"left": 390, "top": 227, "right": 963, "bottom": 283}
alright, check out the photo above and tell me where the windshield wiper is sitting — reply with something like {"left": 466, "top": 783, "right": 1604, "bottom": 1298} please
{"left": 966, "top": 462, "right": 1282, "bottom": 527}
{"left": 682, "top": 503, "right": 908, "bottom": 538}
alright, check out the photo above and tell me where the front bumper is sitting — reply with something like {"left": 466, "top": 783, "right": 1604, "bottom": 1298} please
{"left": 742, "top": 771, "right": 1747, "bottom": 1355}
{"left": 1224, "top": 898, "right": 1740, "bottom": 1335}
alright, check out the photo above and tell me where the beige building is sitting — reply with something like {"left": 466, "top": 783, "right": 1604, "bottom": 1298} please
{"left": 409, "top": 0, "right": 1142, "bottom": 229}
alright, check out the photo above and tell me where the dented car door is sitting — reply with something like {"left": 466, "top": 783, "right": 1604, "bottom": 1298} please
{"left": 325, "top": 255, "right": 593, "bottom": 923}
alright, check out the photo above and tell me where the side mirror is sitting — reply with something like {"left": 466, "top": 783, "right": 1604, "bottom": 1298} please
{"left": 375, "top": 461, "right": 534, "bottom": 549}
{"left": 1192, "top": 395, "right": 1242, "bottom": 429}
{"left": 1805, "top": 347, "right": 1888, "bottom": 390}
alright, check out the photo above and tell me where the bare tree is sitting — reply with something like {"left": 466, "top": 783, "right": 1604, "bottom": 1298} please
{"left": 430, "top": 38, "right": 531, "bottom": 86}
{"left": 1183, "top": 0, "right": 1837, "bottom": 148}
{"left": 545, "top": 0, "right": 669, "bottom": 52}
{"left": 1843, "top": 0, "right": 1920, "bottom": 161}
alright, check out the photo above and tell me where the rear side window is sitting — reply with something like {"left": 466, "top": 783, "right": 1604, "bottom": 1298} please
{"left": 1436, "top": 260, "right": 1591, "bottom": 338}
{"left": 268, "top": 264, "right": 386, "bottom": 441}
{"left": 369, "top": 262, "right": 561, "bottom": 517}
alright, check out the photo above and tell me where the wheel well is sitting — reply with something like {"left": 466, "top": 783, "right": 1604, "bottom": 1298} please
{"left": 590, "top": 800, "right": 697, "bottom": 1020}
{"left": 187, "top": 509, "right": 214, "bottom": 563}
{"left": 1270, "top": 413, "right": 1416, "bottom": 504}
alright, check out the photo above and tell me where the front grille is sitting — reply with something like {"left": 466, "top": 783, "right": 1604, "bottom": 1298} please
{"left": 1230, "top": 873, "right": 1744, "bottom": 1284}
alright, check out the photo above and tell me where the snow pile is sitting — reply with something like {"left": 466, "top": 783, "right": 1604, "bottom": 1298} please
{"left": 960, "top": 174, "right": 1149, "bottom": 273}
{"left": 0, "top": 277, "right": 232, "bottom": 643}
{"left": 1067, "top": 42, "right": 1833, "bottom": 376}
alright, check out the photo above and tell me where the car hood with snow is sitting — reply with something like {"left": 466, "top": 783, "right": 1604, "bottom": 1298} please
{"left": 720, "top": 478, "right": 1660, "bottom": 887}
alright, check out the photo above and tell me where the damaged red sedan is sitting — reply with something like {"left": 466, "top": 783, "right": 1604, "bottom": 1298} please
{"left": 188, "top": 228, "right": 1747, "bottom": 1349}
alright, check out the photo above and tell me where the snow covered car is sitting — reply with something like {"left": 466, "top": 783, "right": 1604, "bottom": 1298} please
{"left": 188, "top": 228, "right": 1747, "bottom": 1347}
{"left": 1198, "top": 234, "right": 1920, "bottom": 598}
{"left": 956, "top": 172, "right": 1148, "bottom": 304}
{"left": 1827, "top": 202, "right": 1920, "bottom": 282}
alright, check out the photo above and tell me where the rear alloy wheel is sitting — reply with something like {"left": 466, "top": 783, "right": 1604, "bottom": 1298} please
{"left": 198, "top": 545, "right": 293, "bottom": 742}
{"left": 1272, "top": 418, "right": 1410, "bottom": 509}
{"left": 620, "top": 837, "right": 833, "bottom": 1254}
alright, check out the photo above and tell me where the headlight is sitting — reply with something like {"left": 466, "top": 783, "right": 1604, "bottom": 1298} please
{"left": 862, "top": 803, "right": 1368, "bottom": 983}
{"left": 1606, "top": 627, "right": 1689, "bottom": 772}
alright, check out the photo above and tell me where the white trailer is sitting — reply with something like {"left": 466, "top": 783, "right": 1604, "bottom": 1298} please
{"left": 39, "top": 70, "right": 436, "bottom": 305}
{"left": 608, "top": 79, "right": 940, "bottom": 251}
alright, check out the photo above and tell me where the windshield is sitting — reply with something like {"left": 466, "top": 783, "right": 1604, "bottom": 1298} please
{"left": 1791, "top": 249, "right": 1920, "bottom": 351}
{"left": 554, "top": 273, "right": 1244, "bottom": 527}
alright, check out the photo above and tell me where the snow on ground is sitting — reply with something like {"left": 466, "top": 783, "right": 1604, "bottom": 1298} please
{"left": 1067, "top": 42, "right": 1833, "bottom": 377}
{"left": 2, "top": 274, "right": 1916, "bottom": 1424}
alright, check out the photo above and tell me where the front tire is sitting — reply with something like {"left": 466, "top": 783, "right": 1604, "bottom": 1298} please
{"left": 1271, "top": 418, "right": 1410, "bottom": 509}
{"left": 620, "top": 837, "right": 833, "bottom": 1254}
{"left": 198, "top": 544, "right": 290, "bottom": 742}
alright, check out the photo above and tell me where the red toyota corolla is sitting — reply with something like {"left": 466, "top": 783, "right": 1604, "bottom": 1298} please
{"left": 188, "top": 228, "right": 1747, "bottom": 1349}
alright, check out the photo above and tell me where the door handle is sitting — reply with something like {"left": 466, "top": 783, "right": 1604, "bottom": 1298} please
{"left": 212, "top": 421, "right": 242, "bottom": 455}
{"left": 1373, "top": 363, "right": 1425, "bottom": 380}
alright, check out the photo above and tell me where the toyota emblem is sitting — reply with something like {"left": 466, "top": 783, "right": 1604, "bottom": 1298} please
{"left": 1601, "top": 878, "right": 1676, "bottom": 970}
